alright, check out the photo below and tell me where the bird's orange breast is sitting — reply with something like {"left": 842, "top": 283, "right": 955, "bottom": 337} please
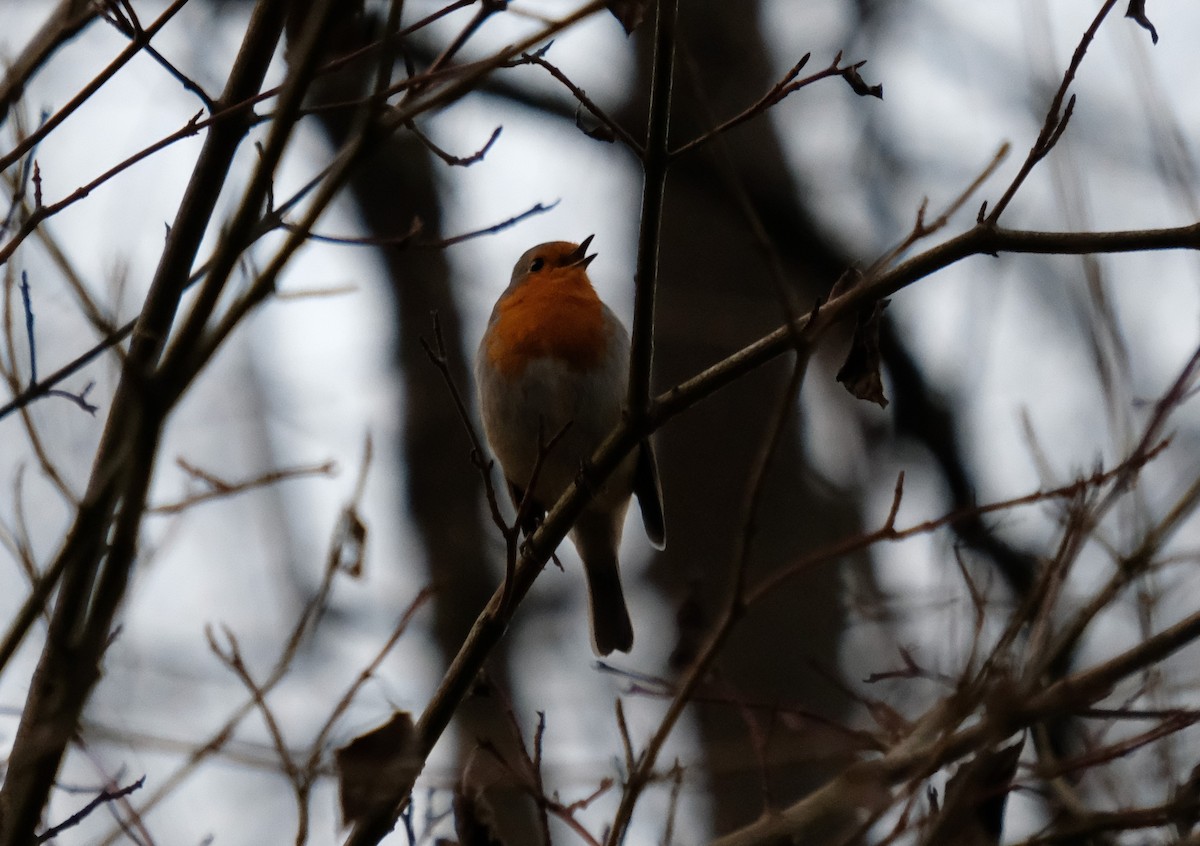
{"left": 485, "top": 272, "right": 610, "bottom": 379}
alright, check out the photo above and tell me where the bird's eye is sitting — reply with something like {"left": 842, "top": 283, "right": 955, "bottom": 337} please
{"left": 529, "top": 257, "right": 545, "bottom": 272}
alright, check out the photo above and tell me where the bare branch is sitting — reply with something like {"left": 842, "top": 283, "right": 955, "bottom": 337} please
{"left": 513, "top": 50, "right": 642, "bottom": 152}
{"left": 0, "top": 0, "right": 191, "bottom": 175}
{"left": 35, "top": 776, "right": 145, "bottom": 844}
{"left": 407, "top": 122, "right": 502, "bottom": 167}
{"left": 672, "top": 51, "right": 829, "bottom": 159}
{"left": 0, "top": 0, "right": 100, "bottom": 126}
{"left": 986, "top": 0, "right": 1120, "bottom": 222}
{"left": 148, "top": 459, "right": 337, "bottom": 515}
{"left": 283, "top": 200, "right": 557, "bottom": 249}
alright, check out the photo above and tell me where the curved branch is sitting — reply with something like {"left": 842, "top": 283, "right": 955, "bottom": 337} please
{"left": 653, "top": 221, "right": 1200, "bottom": 426}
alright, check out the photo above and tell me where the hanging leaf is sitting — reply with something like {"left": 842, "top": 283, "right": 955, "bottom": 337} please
{"left": 668, "top": 582, "right": 708, "bottom": 671}
{"left": 453, "top": 780, "right": 507, "bottom": 846}
{"left": 922, "top": 738, "right": 1024, "bottom": 846}
{"left": 837, "top": 299, "right": 890, "bottom": 407}
{"left": 829, "top": 266, "right": 863, "bottom": 300}
{"left": 1125, "top": 0, "right": 1159, "bottom": 43}
{"left": 606, "top": 0, "right": 651, "bottom": 35}
{"left": 842, "top": 63, "right": 884, "bottom": 99}
{"left": 335, "top": 711, "right": 416, "bottom": 828}
{"left": 575, "top": 105, "right": 616, "bottom": 143}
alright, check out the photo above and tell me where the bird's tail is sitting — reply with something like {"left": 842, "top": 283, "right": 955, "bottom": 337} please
{"left": 572, "top": 509, "right": 634, "bottom": 655}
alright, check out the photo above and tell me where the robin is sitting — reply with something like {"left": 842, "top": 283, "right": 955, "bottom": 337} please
{"left": 475, "top": 236, "right": 666, "bottom": 655}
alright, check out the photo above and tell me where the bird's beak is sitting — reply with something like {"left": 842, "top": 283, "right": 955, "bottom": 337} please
{"left": 568, "top": 234, "right": 597, "bottom": 269}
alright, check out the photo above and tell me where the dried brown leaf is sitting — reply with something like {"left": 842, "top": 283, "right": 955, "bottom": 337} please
{"left": 668, "top": 584, "right": 708, "bottom": 671}
{"left": 335, "top": 711, "right": 416, "bottom": 828}
{"left": 829, "top": 266, "right": 863, "bottom": 300}
{"left": 575, "top": 105, "right": 616, "bottom": 143}
{"left": 1126, "top": 0, "right": 1159, "bottom": 43}
{"left": 330, "top": 505, "right": 368, "bottom": 577}
{"left": 606, "top": 0, "right": 650, "bottom": 34}
{"left": 455, "top": 748, "right": 510, "bottom": 846}
{"left": 453, "top": 787, "right": 506, "bottom": 846}
{"left": 922, "top": 738, "right": 1024, "bottom": 846}
{"left": 842, "top": 64, "right": 883, "bottom": 99}
{"left": 836, "top": 299, "right": 890, "bottom": 407}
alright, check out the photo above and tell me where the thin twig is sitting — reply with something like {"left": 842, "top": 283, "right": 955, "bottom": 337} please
{"left": 283, "top": 200, "right": 556, "bottom": 248}
{"left": 407, "top": 122, "right": 502, "bottom": 167}
{"left": 0, "top": 0, "right": 191, "bottom": 175}
{"left": 305, "top": 587, "right": 433, "bottom": 765}
{"left": 608, "top": 346, "right": 811, "bottom": 845}
{"left": 35, "top": 777, "right": 145, "bottom": 844}
{"left": 93, "top": 438, "right": 375, "bottom": 846}
{"left": 0, "top": 0, "right": 99, "bottom": 125}
{"left": 418, "top": 313, "right": 499, "bottom": 513}
{"left": 18, "top": 272, "right": 35, "bottom": 384}
{"left": 0, "top": 317, "right": 128, "bottom": 420}
{"left": 148, "top": 459, "right": 336, "bottom": 515}
{"left": 868, "top": 142, "right": 1011, "bottom": 275}
{"left": 986, "top": 0, "right": 1119, "bottom": 222}
{"left": 406, "top": 0, "right": 507, "bottom": 98}
{"left": 206, "top": 626, "right": 308, "bottom": 844}
{"left": 748, "top": 439, "right": 1167, "bottom": 604}
{"left": 99, "top": 3, "right": 215, "bottom": 110}
{"left": 515, "top": 51, "right": 642, "bottom": 153}
{"left": 672, "top": 51, "right": 848, "bottom": 159}
{"left": 650, "top": 220, "right": 1200, "bottom": 430}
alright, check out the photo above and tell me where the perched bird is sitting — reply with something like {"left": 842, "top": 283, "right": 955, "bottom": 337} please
{"left": 475, "top": 236, "right": 665, "bottom": 655}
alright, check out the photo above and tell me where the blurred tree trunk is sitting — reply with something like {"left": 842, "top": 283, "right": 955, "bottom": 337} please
{"left": 283, "top": 7, "right": 539, "bottom": 841}
{"left": 623, "top": 1, "right": 865, "bottom": 834}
